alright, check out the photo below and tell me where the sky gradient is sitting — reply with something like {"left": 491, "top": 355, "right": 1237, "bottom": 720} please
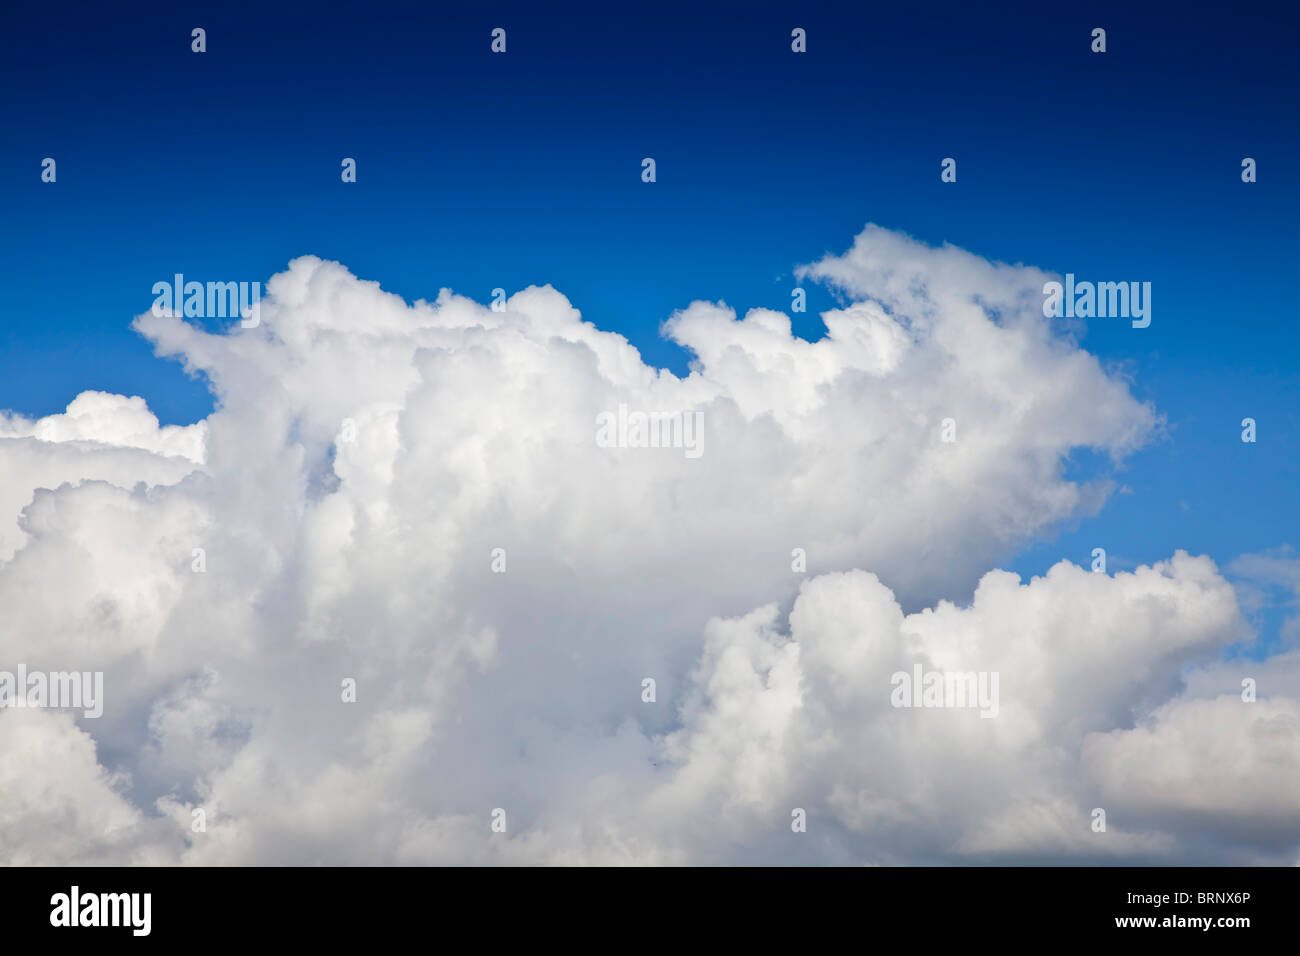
{"left": 0, "top": 1, "right": 1298, "bottom": 866}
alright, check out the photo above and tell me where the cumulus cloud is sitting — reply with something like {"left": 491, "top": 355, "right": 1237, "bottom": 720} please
{"left": 0, "top": 391, "right": 205, "bottom": 463}
{"left": 0, "top": 393, "right": 203, "bottom": 563}
{"left": 0, "top": 224, "right": 1291, "bottom": 864}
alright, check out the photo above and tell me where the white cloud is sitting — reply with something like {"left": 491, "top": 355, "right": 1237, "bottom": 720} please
{"left": 0, "top": 394, "right": 202, "bottom": 563}
{"left": 0, "top": 224, "right": 1290, "bottom": 864}
{"left": 1083, "top": 695, "right": 1300, "bottom": 853}
{"left": 0, "top": 391, "right": 205, "bottom": 462}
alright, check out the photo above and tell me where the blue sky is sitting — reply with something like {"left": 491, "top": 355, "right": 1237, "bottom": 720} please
{"left": 1, "top": 0, "right": 1296, "bottom": 646}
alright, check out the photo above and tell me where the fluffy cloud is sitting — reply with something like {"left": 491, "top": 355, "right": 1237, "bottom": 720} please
{"left": 0, "top": 393, "right": 202, "bottom": 562}
{"left": 0, "top": 224, "right": 1292, "bottom": 864}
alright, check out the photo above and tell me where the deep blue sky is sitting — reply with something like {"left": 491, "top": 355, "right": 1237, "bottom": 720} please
{"left": 1, "top": 0, "right": 1296, "bottom": 644}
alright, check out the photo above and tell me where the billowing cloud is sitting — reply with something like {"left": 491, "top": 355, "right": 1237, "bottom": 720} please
{"left": 0, "top": 224, "right": 1291, "bottom": 864}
